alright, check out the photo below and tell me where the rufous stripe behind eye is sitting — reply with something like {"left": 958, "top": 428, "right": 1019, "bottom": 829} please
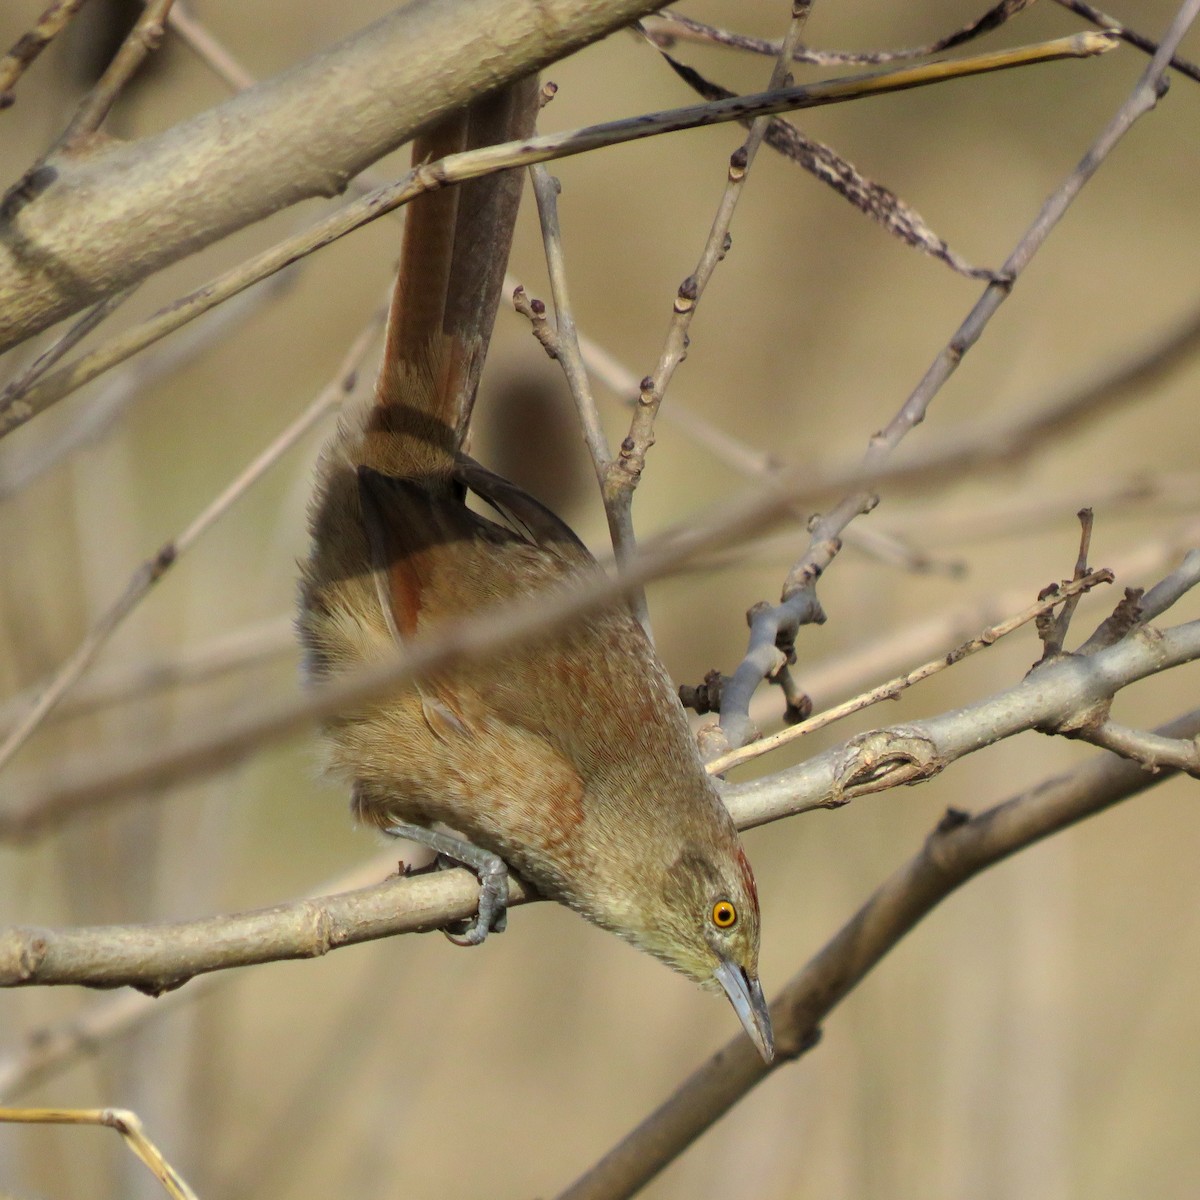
{"left": 736, "top": 847, "right": 759, "bottom": 916}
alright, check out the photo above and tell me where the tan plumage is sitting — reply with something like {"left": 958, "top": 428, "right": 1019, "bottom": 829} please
{"left": 297, "top": 82, "right": 771, "bottom": 1060}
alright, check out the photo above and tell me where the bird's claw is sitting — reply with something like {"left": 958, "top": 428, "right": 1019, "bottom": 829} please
{"left": 440, "top": 851, "right": 509, "bottom": 945}
{"left": 381, "top": 821, "right": 510, "bottom": 945}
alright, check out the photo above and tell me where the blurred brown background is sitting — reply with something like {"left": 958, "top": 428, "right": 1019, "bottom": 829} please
{"left": 1, "top": 2, "right": 1199, "bottom": 1197}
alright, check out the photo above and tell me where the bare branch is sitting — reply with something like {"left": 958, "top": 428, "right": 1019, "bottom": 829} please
{"left": 0, "top": 29, "right": 1116, "bottom": 376}
{"left": 0, "top": 865, "right": 535, "bottom": 991}
{"left": 527, "top": 163, "right": 654, "bottom": 628}
{"left": 0, "top": 0, "right": 680, "bottom": 353}
{"left": 4, "top": 609, "right": 1198, "bottom": 982}
{"left": 643, "top": 2, "right": 1036, "bottom": 67}
{"left": 609, "top": 5, "right": 814, "bottom": 515}
{"left": 0, "top": 616, "right": 292, "bottom": 736}
{"left": 0, "top": 285, "right": 136, "bottom": 418}
{"left": 0, "top": 264, "right": 298, "bottom": 499}
{"left": 3, "top": 402, "right": 1193, "bottom": 841}
{"left": 716, "top": 9, "right": 1189, "bottom": 753}
{"left": 1114, "top": 546, "right": 1200, "bottom": 627}
{"left": 0, "top": 0, "right": 93, "bottom": 109}
{"left": 705, "top": 568, "right": 1115, "bottom": 776}
{"left": 554, "top": 705, "right": 1200, "bottom": 1200}
{"left": 1036, "top": 508, "right": 1095, "bottom": 660}
{"left": 164, "top": 0, "right": 255, "bottom": 91}
{"left": 1052, "top": 0, "right": 1200, "bottom": 83}
{"left": 53, "top": 0, "right": 174, "bottom": 149}
{"left": 648, "top": 43, "right": 992, "bottom": 277}
{"left": 725, "top": 617, "right": 1200, "bottom": 828}
{"left": 0, "top": 850, "right": 398, "bottom": 1098}
{"left": 1076, "top": 720, "right": 1200, "bottom": 775}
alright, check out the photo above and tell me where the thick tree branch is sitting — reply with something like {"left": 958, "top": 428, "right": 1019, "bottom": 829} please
{"left": 0, "top": 0, "right": 674, "bottom": 352}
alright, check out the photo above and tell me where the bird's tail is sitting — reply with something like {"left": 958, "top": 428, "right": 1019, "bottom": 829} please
{"left": 357, "top": 80, "right": 539, "bottom": 482}
{"left": 300, "top": 80, "right": 538, "bottom": 680}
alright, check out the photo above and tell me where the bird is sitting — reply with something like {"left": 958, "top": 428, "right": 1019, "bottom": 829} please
{"left": 297, "top": 81, "right": 772, "bottom": 1062}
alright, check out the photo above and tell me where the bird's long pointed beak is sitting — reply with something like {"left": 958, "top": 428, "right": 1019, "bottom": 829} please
{"left": 714, "top": 958, "right": 774, "bottom": 1063}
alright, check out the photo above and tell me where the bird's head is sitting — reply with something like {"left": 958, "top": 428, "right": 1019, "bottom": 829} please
{"left": 625, "top": 838, "right": 773, "bottom": 1063}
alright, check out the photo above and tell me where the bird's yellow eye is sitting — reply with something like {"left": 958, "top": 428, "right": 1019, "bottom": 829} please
{"left": 711, "top": 900, "right": 737, "bottom": 929}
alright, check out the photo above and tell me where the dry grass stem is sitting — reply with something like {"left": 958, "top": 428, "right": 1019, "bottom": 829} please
{"left": 0, "top": 1106, "right": 198, "bottom": 1199}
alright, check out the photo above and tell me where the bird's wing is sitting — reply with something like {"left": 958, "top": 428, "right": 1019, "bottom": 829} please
{"left": 453, "top": 453, "right": 592, "bottom": 557}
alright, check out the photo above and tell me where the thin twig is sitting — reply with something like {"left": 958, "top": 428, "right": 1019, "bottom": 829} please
{"left": 1, "top": 32, "right": 1117, "bottom": 441}
{"left": 777, "top": 520, "right": 1200, "bottom": 721}
{"left": 883, "top": 470, "right": 1200, "bottom": 547}
{"left": 537, "top": 307, "right": 960, "bottom": 577}
{"left": 648, "top": 40, "right": 992, "bottom": 278}
{"left": 0, "top": 848, "right": 398, "bottom": 1098}
{"left": 715, "top": 7, "right": 1190, "bottom": 752}
{"left": 10, "top": 519, "right": 1191, "bottom": 812}
{"left": 55, "top": 0, "right": 175, "bottom": 148}
{"left": 643, "top": 3, "right": 1037, "bottom": 67}
{"left": 0, "top": 1106, "right": 198, "bottom": 1199}
{"left": 0, "top": 268, "right": 297, "bottom": 501}
{"left": 573, "top": 286, "right": 1200, "bottom": 547}
{"left": 569, "top": 315, "right": 778, "bottom": 475}
{"left": 0, "top": 615, "right": 294, "bottom": 735}
{"left": 609, "top": 3, "right": 814, "bottom": 511}
{"left": 1078, "top": 546, "right": 1200, "bottom": 653}
{"left": 1037, "top": 507, "right": 1094, "bottom": 659}
{"left": 0, "top": 0, "right": 93, "bottom": 109}
{"left": 164, "top": 0, "right": 255, "bottom": 90}
{"left": 527, "top": 165, "right": 655, "bottom": 628}
{"left": 1077, "top": 720, "right": 1200, "bottom": 774}
{"left": 0, "top": 287, "right": 138, "bottom": 424}
{"left": 705, "top": 568, "right": 1114, "bottom": 775}
{"left": 1052, "top": 0, "right": 1200, "bottom": 83}
{"left": 0, "top": 311, "right": 382, "bottom": 773}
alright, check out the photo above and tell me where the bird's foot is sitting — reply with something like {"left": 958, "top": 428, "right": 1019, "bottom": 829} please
{"left": 383, "top": 822, "right": 509, "bottom": 945}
